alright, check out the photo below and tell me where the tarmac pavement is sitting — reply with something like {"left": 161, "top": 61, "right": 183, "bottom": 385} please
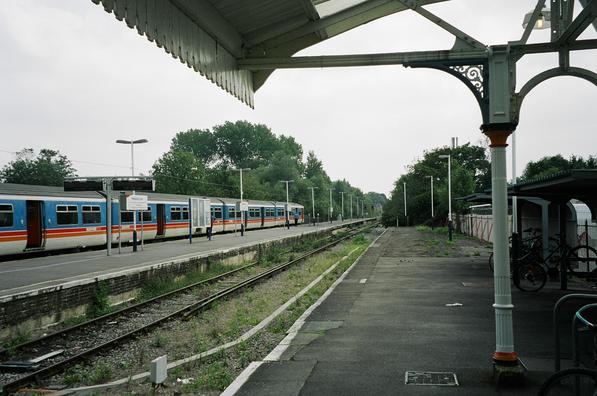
{"left": 0, "top": 220, "right": 364, "bottom": 297}
{"left": 230, "top": 227, "right": 597, "bottom": 395}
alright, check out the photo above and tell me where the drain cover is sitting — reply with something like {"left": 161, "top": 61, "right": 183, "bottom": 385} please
{"left": 405, "top": 371, "right": 459, "bottom": 386}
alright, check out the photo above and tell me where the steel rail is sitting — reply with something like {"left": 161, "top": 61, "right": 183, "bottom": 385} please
{"left": 0, "top": 261, "right": 260, "bottom": 359}
{"left": 1, "top": 223, "right": 375, "bottom": 394}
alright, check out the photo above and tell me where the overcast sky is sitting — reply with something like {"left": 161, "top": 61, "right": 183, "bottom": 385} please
{"left": 0, "top": 0, "right": 595, "bottom": 197}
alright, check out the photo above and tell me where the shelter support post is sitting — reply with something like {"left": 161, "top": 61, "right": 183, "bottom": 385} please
{"left": 482, "top": 126, "right": 520, "bottom": 372}
{"left": 559, "top": 202, "right": 568, "bottom": 290}
{"left": 541, "top": 202, "right": 549, "bottom": 265}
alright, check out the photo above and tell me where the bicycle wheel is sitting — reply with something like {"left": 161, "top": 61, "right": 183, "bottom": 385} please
{"left": 568, "top": 245, "right": 597, "bottom": 275}
{"left": 488, "top": 252, "right": 494, "bottom": 272}
{"left": 514, "top": 260, "right": 547, "bottom": 292}
{"left": 538, "top": 368, "right": 597, "bottom": 396}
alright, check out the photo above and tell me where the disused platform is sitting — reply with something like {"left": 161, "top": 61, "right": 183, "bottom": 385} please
{"left": 227, "top": 227, "right": 593, "bottom": 395}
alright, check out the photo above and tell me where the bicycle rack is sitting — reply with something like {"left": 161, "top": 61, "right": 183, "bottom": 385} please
{"left": 553, "top": 294, "right": 597, "bottom": 371}
{"left": 572, "top": 303, "right": 597, "bottom": 369}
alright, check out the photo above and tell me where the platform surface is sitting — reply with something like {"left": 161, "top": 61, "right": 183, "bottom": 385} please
{"left": 231, "top": 227, "right": 590, "bottom": 396}
{"left": 0, "top": 220, "right": 364, "bottom": 297}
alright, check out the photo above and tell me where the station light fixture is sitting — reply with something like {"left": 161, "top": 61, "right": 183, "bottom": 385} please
{"left": 522, "top": 7, "right": 551, "bottom": 30}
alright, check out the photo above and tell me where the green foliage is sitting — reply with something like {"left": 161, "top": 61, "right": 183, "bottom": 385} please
{"left": 0, "top": 148, "right": 77, "bottom": 186}
{"left": 151, "top": 150, "right": 206, "bottom": 195}
{"left": 382, "top": 143, "right": 490, "bottom": 227}
{"left": 151, "top": 120, "right": 385, "bottom": 220}
{"left": 520, "top": 154, "right": 597, "bottom": 181}
{"left": 86, "top": 281, "right": 111, "bottom": 318}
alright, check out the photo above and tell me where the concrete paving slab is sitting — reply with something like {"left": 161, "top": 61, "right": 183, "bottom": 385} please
{"left": 232, "top": 227, "right": 597, "bottom": 395}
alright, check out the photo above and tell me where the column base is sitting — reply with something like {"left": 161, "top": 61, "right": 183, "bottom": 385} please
{"left": 492, "top": 354, "right": 526, "bottom": 387}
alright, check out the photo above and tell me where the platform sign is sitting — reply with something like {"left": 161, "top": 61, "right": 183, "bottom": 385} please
{"left": 126, "top": 194, "right": 148, "bottom": 211}
{"left": 112, "top": 178, "right": 154, "bottom": 192}
{"left": 64, "top": 179, "right": 104, "bottom": 191}
{"left": 191, "top": 198, "right": 210, "bottom": 228}
{"left": 236, "top": 201, "right": 248, "bottom": 211}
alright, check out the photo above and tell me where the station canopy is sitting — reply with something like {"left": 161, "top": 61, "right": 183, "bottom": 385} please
{"left": 459, "top": 170, "right": 597, "bottom": 219}
{"left": 90, "top": 0, "right": 447, "bottom": 107}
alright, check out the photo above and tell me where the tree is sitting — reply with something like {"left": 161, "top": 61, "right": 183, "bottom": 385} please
{"left": 0, "top": 148, "right": 77, "bottom": 186}
{"left": 520, "top": 154, "right": 597, "bottom": 181}
{"left": 170, "top": 128, "right": 217, "bottom": 167}
{"left": 383, "top": 143, "right": 489, "bottom": 226}
{"left": 151, "top": 150, "right": 206, "bottom": 195}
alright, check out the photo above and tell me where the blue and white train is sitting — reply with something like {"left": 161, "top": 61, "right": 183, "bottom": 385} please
{"left": 0, "top": 183, "right": 304, "bottom": 256}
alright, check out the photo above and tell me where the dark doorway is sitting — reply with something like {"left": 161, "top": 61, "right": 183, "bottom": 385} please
{"left": 156, "top": 204, "right": 165, "bottom": 236}
{"left": 26, "top": 201, "right": 43, "bottom": 249}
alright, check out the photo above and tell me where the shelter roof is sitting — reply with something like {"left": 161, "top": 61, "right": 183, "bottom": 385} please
{"left": 90, "top": 0, "right": 446, "bottom": 106}
{"left": 510, "top": 170, "right": 597, "bottom": 204}
{"left": 459, "top": 170, "right": 597, "bottom": 219}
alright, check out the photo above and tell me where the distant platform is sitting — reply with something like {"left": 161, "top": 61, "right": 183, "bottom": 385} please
{"left": 0, "top": 220, "right": 366, "bottom": 298}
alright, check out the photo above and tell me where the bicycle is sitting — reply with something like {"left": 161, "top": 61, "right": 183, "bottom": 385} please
{"left": 538, "top": 304, "right": 597, "bottom": 395}
{"left": 488, "top": 228, "right": 543, "bottom": 272}
{"left": 487, "top": 229, "right": 548, "bottom": 292}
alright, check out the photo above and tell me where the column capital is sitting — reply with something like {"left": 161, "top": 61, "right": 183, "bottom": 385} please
{"left": 481, "top": 123, "right": 516, "bottom": 148}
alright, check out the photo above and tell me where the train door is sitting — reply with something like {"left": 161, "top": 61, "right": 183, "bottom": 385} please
{"left": 26, "top": 201, "right": 43, "bottom": 249}
{"left": 156, "top": 204, "right": 165, "bottom": 236}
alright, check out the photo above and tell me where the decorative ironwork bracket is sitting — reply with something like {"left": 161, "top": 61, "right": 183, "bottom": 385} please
{"left": 404, "top": 60, "right": 489, "bottom": 124}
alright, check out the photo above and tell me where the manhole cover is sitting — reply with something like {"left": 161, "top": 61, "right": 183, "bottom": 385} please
{"left": 405, "top": 371, "right": 459, "bottom": 386}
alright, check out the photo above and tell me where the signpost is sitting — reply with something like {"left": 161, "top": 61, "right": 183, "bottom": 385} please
{"left": 64, "top": 176, "right": 154, "bottom": 256}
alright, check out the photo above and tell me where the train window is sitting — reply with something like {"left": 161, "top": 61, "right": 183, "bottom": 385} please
{"left": 56, "top": 205, "right": 79, "bottom": 225}
{"left": 137, "top": 211, "right": 151, "bottom": 222}
{"left": 0, "top": 204, "right": 13, "bottom": 227}
{"left": 120, "top": 211, "right": 133, "bottom": 223}
{"left": 171, "top": 206, "right": 181, "bottom": 221}
{"left": 82, "top": 205, "right": 101, "bottom": 224}
{"left": 213, "top": 207, "right": 222, "bottom": 219}
{"left": 182, "top": 206, "right": 189, "bottom": 220}
{"left": 228, "top": 207, "right": 236, "bottom": 219}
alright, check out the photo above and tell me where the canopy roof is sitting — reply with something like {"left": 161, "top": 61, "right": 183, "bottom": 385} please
{"left": 459, "top": 170, "right": 597, "bottom": 219}
{"left": 90, "top": 0, "right": 445, "bottom": 107}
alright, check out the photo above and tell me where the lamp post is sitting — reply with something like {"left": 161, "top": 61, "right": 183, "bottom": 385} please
{"left": 356, "top": 197, "right": 360, "bottom": 218}
{"left": 403, "top": 182, "right": 407, "bottom": 226}
{"left": 427, "top": 175, "right": 434, "bottom": 220}
{"left": 340, "top": 191, "right": 345, "bottom": 222}
{"left": 308, "top": 187, "right": 318, "bottom": 225}
{"left": 328, "top": 188, "right": 334, "bottom": 223}
{"left": 116, "top": 139, "right": 148, "bottom": 177}
{"left": 116, "top": 138, "right": 148, "bottom": 252}
{"left": 438, "top": 154, "right": 452, "bottom": 240}
{"left": 280, "top": 180, "right": 294, "bottom": 229}
{"left": 234, "top": 168, "right": 250, "bottom": 236}
{"left": 348, "top": 194, "right": 353, "bottom": 220}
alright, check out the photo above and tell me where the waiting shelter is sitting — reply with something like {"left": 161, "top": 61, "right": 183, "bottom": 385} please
{"left": 459, "top": 169, "right": 597, "bottom": 290}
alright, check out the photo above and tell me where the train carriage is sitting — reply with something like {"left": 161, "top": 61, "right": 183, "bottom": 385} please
{"left": 0, "top": 183, "right": 304, "bottom": 256}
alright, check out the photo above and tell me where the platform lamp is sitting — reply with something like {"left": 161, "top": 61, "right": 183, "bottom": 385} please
{"left": 233, "top": 168, "right": 250, "bottom": 236}
{"left": 308, "top": 186, "right": 318, "bottom": 226}
{"left": 116, "top": 138, "right": 148, "bottom": 252}
{"left": 438, "top": 154, "right": 453, "bottom": 241}
{"left": 427, "top": 175, "right": 434, "bottom": 221}
{"left": 280, "top": 180, "right": 294, "bottom": 229}
{"left": 340, "top": 191, "right": 345, "bottom": 222}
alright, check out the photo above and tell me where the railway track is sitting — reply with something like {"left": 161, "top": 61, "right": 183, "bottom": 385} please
{"left": 0, "top": 223, "right": 375, "bottom": 394}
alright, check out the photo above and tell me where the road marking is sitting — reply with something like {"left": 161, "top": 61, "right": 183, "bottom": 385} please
{"left": 360, "top": 278, "right": 367, "bottom": 283}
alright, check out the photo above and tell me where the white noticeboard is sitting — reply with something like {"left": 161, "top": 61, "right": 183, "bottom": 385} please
{"left": 236, "top": 201, "right": 248, "bottom": 211}
{"left": 191, "top": 198, "right": 210, "bottom": 228}
{"left": 126, "top": 194, "right": 148, "bottom": 211}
